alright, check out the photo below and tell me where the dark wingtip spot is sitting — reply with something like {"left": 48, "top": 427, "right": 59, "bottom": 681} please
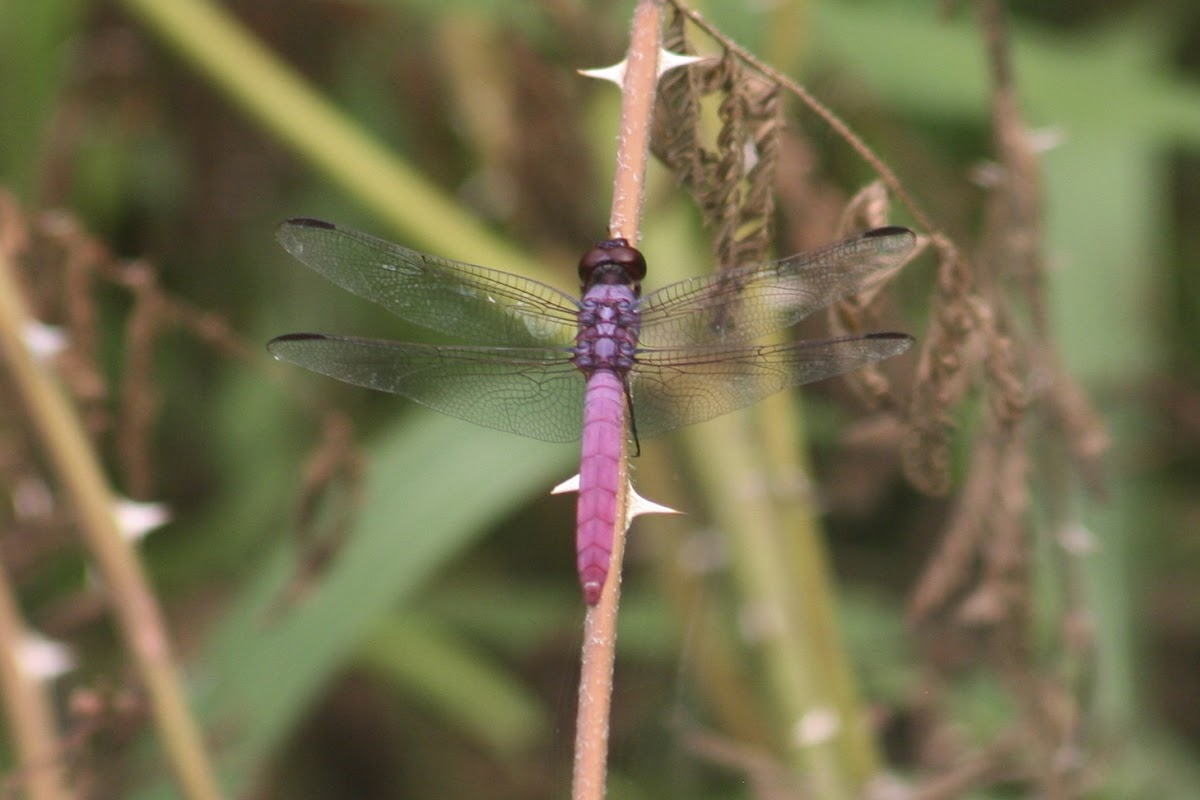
{"left": 270, "top": 332, "right": 328, "bottom": 343}
{"left": 864, "top": 225, "right": 914, "bottom": 239}
{"left": 267, "top": 333, "right": 328, "bottom": 356}
{"left": 284, "top": 217, "right": 336, "bottom": 230}
{"left": 866, "top": 331, "right": 916, "bottom": 353}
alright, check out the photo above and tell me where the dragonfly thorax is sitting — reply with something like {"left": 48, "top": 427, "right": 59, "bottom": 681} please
{"left": 573, "top": 286, "right": 640, "bottom": 376}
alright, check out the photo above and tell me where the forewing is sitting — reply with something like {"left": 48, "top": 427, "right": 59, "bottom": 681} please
{"left": 629, "top": 333, "right": 914, "bottom": 437}
{"left": 277, "top": 219, "right": 580, "bottom": 346}
{"left": 269, "top": 334, "right": 585, "bottom": 442}
{"left": 637, "top": 227, "right": 916, "bottom": 348}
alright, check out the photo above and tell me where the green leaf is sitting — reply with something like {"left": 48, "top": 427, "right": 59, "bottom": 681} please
{"left": 134, "top": 414, "right": 573, "bottom": 797}
{"left": 358, "top": 614, "right": 546, "bottom": 755}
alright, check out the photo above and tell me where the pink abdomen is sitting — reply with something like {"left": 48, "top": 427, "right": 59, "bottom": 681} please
{"left": 576, "top": 370, "right": 626, "bottom": 604}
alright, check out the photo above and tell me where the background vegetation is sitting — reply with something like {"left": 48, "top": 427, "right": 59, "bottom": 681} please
{"left": 1, "top": 0, "right": 1199, "bottom": 797}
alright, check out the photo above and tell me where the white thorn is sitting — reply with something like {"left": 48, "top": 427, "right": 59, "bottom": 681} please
{"left": 552, "top": 475, "right": 679, "bottom": 524}
{"left": 658, "top": 48, "right": 707, "bottom": 77}
{"left": 551, "top": 474, "right": 580, "bottom": 495}
{"left": 581, "top": 48, "right": 705, "bottom": 89}
{"left": 114, "top": 498, "right": 171, "bottom": 541}
{"left": 791, "top": 707, "right": 842, "bottom": 747}
{"left": 1058, "top": 522, "right": 1098, "bottom": 555}
{"left": 742, "top": 139, "right": 760, "bottom": 172}
{"left": 18, "top": 631, "right": 76, "bottom": 680}
{"left": 627, "top": 482, "right": 680, "bottom": 521}
{"left": 23, "top": 321, "right": 68, "bottom": 361}
{"left": 578, "top": 60, "right": 626, "bottom": 87}
{"left": 1027, "top": 125, "right": 1067, "bottom": 154}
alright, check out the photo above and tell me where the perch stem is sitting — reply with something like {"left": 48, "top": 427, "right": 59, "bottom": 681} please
{"left": 572, "top": 3, "right": 665, "bottom": 799}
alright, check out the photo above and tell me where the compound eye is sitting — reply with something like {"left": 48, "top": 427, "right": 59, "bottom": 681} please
{"left": 577, "top": 238, "right": 647, "bottom": 282}
{"left": 608, "top": 243, "right": 646, "bottom": 280}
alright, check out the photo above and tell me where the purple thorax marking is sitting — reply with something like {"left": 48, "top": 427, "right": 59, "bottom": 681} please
{"left": 572, "top": 238, "right": 645, "bottom": 376}
{"left": 571, "top": 239, "right": 646, "bottom": 603}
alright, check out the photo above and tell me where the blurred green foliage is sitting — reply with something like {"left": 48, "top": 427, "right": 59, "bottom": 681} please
{"left": 2, "top": 1, "right": 1199, "bottom": 797}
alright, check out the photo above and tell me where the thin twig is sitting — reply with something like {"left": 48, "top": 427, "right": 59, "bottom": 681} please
{"left": 606, "top": 0, "right": 664, "bottom": 246}
{"left": 0, "top": 560, "right": 71, "bottom": 800}
{"left": 572, "top": 3, "right": 665, "bottom": 799}
{"left": 0, "top": 202, "right": 223, "bottom": 799}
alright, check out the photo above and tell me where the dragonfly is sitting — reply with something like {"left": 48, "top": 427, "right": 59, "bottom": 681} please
{"left": 269, "top": 218, "right": 916, "bottom": 604}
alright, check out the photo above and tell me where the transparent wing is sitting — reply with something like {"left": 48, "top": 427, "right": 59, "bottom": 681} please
{"left": 637, "top": 227, "right": 916, "bottom": 348}
{"left": 269, "top": 334, "right": 585, "bottom": 442}
{"left": 277, "top": 219, "right": 580, "bottom": 346}
{"left": 629, "top": 333, "right": 914, "bottom": 437}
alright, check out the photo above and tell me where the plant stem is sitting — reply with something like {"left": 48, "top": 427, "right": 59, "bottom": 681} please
{"left": 118, "top": 0, "right": 532, "bottom": 275}
{"left": 572, "top": 483, "right": 628, "bottom": 800}
{"left": 0, "top": 210, "right": 223, "bottom": 800}
{"left": 572, "top": 3, "right": 665, "bottom": 799}
{"left": 0, "top": 560, "right": 70, "bottom": 800}
{"left": 606, "top": 0, "right": 664, "bottom": 246}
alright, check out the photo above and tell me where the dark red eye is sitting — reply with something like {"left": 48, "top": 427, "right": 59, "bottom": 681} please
{"left": 577, "top": 238, "right": 647, "bottom": 282}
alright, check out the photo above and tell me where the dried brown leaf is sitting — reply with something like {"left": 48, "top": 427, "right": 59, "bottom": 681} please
{"left": 902, "top": 237, "right": 981, "bottom": 495}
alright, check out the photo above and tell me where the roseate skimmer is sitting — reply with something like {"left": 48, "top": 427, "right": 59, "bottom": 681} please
{"left": 269, "top": 218, "right": 916, "bottom": 603}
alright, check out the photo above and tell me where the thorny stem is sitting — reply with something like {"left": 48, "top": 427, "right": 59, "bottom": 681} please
{"left": 0, "top": 560, "right": 70, "bottom": 800}
{"left": 572, "top": 484, "right": 630, "bottom": 800}
{"left": 0, "top": 222, "right": 223, "bottom": 799}
{"left": 572, "top": 3, "right": 664, "bottom": 800}
{"left": 606, "top": 0, "right": 663, "bottom": 245}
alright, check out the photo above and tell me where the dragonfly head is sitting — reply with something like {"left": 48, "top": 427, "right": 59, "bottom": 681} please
{"left": 578, "top": 238, "right": 646, "bottom": 291}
